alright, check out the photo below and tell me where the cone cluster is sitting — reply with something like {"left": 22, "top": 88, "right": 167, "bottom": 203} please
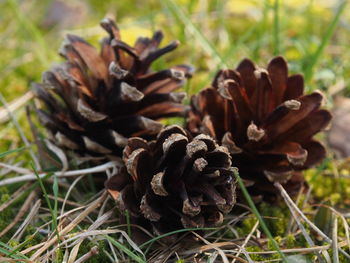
{"left": 34, "top": 18, "right": 331, "bottom": 232}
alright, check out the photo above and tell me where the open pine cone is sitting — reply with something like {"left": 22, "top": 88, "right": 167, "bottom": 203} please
{"left": 106, "top": 125, "right": 236, "bottom": 233}
{"left": 187, "top": 56, "right": 331, "bottom": 198}
{"left": 33, "top": 18, "right": 192, "bottom": 159}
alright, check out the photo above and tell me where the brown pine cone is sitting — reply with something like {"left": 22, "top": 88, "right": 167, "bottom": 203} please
{"left": 106, "top": 125, "right": 236, "bottom": 233}
{"left": 33, "top": 18, "right": 192, "bottom": 159}
{"left": 187, "top": 56, "right": 331, "bottom": 198}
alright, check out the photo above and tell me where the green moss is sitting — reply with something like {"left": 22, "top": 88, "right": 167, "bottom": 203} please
{"left": 259, "top": 202, "right": 289, "bottom": 236}
{"left": 286, "top": 234, "right": 297, "bottom": 248}
{"left": 305, "top": 160, "right": 350, "bottom": 206}
{"left": 245, "top": 246, "right": 280, "bottom": 261}
{"left": 237, "top": 215, "right": 258, "bottom": 236}
{"left": 0, "top": 188, "right": 17, "bottom": 240}
{"left": 75, "top": 240, "right": 110, "bottom": 263}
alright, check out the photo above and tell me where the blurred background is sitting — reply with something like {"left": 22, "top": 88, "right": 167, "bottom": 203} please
{"left": 0, "top": 0, "right": 349, "bottom": 154}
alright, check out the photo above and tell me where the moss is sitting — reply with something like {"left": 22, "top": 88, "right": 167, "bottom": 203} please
{"left": 237, "top": 215, "right": 258, "bottom": 236}
{"left": 245, "top": 246, "right": 280, "bottom": 261}
{"left": 0, "top": 188, "right": 17, "bottom": 240}
{"left": 8, "top": 239, "right": 19, "bottom": 248}
{"left": 327, "top": 248, "right": 350, "bottom": 263}
{"left": 259, "top": 202, "right": 289, "bottom": 236}
{"left": 305, "top": 160, "right": 350, "bottom": 206}
{"left": 286, "top": 234, "right": 297, "bottom": 248}
{"left": 75, "top": 240, "right": 110, "bottom": 263}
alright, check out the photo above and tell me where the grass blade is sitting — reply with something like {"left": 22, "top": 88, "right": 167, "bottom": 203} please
{"left": 304, "top": 1, "right": 347, "bottom": 83}
{"left": 0, "top": 241, "right": 29, "bottom": 260}
{"left": 105, "top": 235, "right": 146, "bottom": 263}
{"left": 31, "top": 162, "right": 60, "bottom": 242}
{"left": 233, "top": 169, "right": 287, "bottom": 262}
{"left": 163, "top": 0, "right": 228, "bottom": 68}
{"left": 139, "top": 227, "right": 215, "bottom": 250}
{"left": 7, "top": 0, "right": 50, "bottom": 67}
{"left": 0, "top": 146, "right": 25, "bottom": 159}
{"left": 273, "top": 0, "right": 280, "bottom": 55}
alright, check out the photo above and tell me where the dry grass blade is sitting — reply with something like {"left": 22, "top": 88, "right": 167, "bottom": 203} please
{"left": 87, "top": 210, "right": 113, "bottom": 231}
{"left": 286, "top": 192, "right": 327, "bottom": 262}
{"left": 247, "top": 240, "right": 348, "bottom": 255}
{"left": 275, "top": 182, "right": 350, "bottom": 260}
{"left": 60, "top": 229, "right": 144, "bottom": 256}
{"left": 0, "top": 160, "right": 24, "bottom": 177}
{"left": 232, "top": 221, "right": 258, "bottom": 263}
{"left": 47, "top": 194, "right": 82, "bottom": 208}
{"left": 0, "top": 161, "right": 121, "bottom": 186}
{"left": 332, "top": 216, "right": 339, "bottom": 263}
{"left": 0, "top": 183, "right": 31, "bottom": 213}
{"left": 30, "top": 192, "right": 107, "bottom": 261}
{"left": 0, "top": 190, "right": 37, "bottom": 238}
{"left": 318, "top": 204, "right": 350, "bottom": 251}
{"left": 0, "top": 91, "right": 33, "bottom": 124}
{"left": 45, "top": 139, "right": 68, "bottom": 171}
{"left": 67, "top": 240, "right": 83, "bottom": 263}
{"left": 0, "top": 92, "right": 40, "bottom": 169}
{"left": 11, "top": 199, "right": 41, "bottom": 240}
{"left": 0, "top": 258, "right": 33, "bottom": 263}
{"left": 0, "top": 162, "right": 32, "bottom": 174}
{"left": 60, "top": 175, "right": 84, "bottom": 216}
{"left": 277, "top": 183, "right": 326, "bottom": 262}
{"left": 188, "top": 232, "right": 230, "bottom": 263}
{"left": 74, "top": 246, "right": 99, "bottom": 263}
{"left": 59, "top": 212, "right": 112, "bottom": 262}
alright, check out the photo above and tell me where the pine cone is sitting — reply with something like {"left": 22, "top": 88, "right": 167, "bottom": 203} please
{"left": 33, "top": 18, "right": 192, "bottom": 158}
{"left": 187, "top": 56, "right": 331, "bottom": 197}
{"left": 106, "top": 125, "right": 236, "bottom": 233}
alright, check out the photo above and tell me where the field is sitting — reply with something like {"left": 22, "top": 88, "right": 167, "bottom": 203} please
{"left": 1, "top": 0, "right": 350, "bottom": 262}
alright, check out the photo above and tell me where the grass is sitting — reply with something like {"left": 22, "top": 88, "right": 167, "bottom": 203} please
{"left": 234, "top": 170, "right": 287, "bottom": 262}
{"left": 1, "top": 0, "right": 350, "bottom": 262}
{"left": 31, "top": 163, "right": 60, "bottom": 242}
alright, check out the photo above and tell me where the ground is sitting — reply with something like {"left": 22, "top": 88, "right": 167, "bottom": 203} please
{"left": 1, "top": 0, "right": 350, "bottom": 262}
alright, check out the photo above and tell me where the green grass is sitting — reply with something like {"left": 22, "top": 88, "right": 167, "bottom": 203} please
{"left": 234, "top": 169, "right": 287, "bottom": 262}
{"left": 31, "top": 163, "right": 60, "bottom": 242}
{"left": 1, "top": 0, "right": 350, "bottom": 262}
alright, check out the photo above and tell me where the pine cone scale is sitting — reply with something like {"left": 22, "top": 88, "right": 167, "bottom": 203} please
{"left": 236, "top": 59, "right": 257, "bottom": 97}
{"left": 276, "top": 109, "right": 332, "bottom": 143}
{"left": 285, "top": 74, "right": 304, "bottom": 100}
{"left": 264, "top": 92, "right": 324, "bottom": 140}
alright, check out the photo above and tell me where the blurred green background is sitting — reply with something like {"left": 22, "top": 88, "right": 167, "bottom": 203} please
{"left": 0, "top": 0, "right": 349, "bottom": 151}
